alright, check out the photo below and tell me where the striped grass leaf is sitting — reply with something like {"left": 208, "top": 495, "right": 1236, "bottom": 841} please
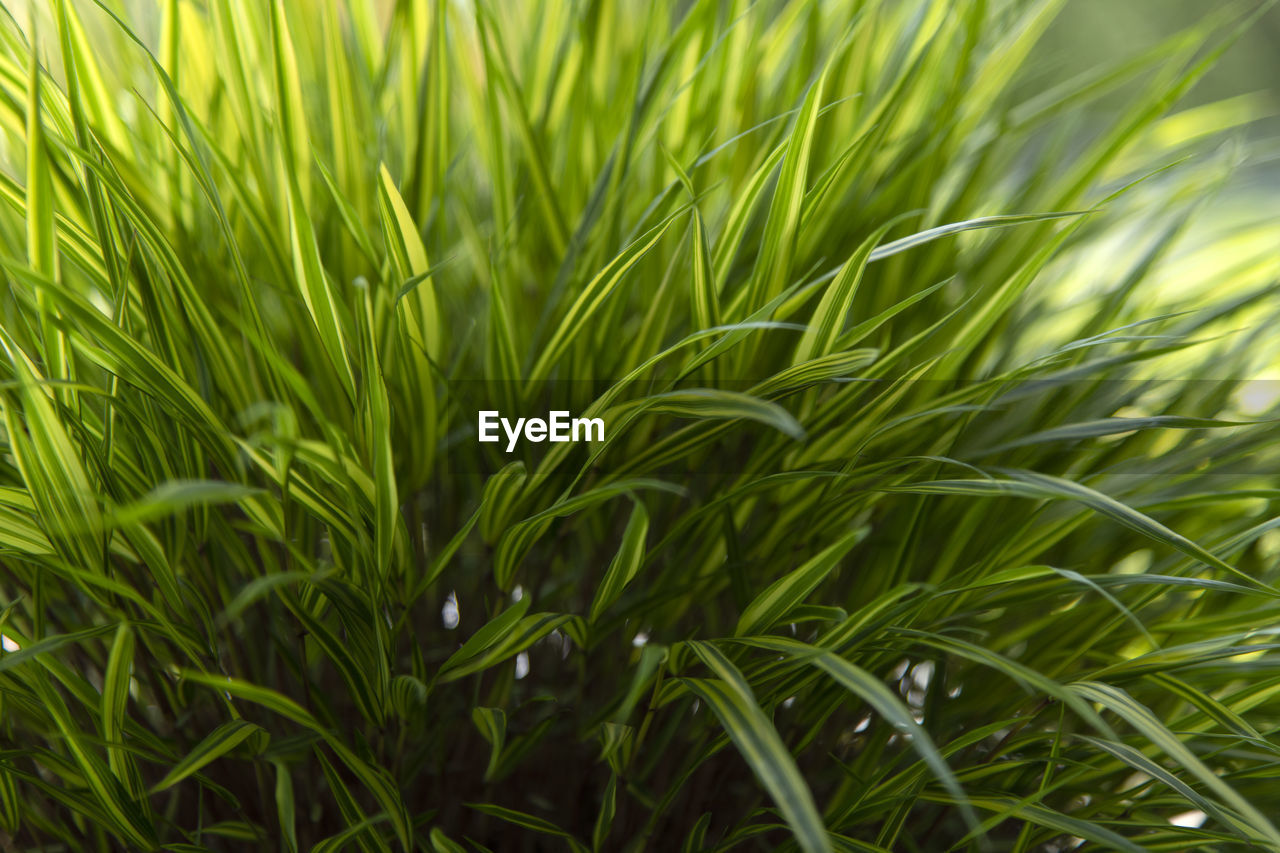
{"left": 390, "top": 674, "right": 428, "bottom": 719}
{"left": 0, "top": 329, "right": 103, "bottom": 570}
{"left": 735, "top": 525, "right": 868, "bottom": 637}
{"left": 50, "top": 0, "right": 128, "bottom": 152}
{"left": 283, "top": 170, "right": 357, "bottom": 401}
{"left": 320, "top": 736, "right": 412, "bottom": 846}
{"left": 683, "top": 643, "right": 831, "bottom": 853}
{"left": 1001, "top": 469, "right": 1274, "bottom": 590}
{"left": 357, "top": 281, "right": 400, "bottom": 584}
{"left": 975, "top": 414, "right": 1255, "bottom": 454}
{"left": 272, "top": 0, "right": 356, "bottom": 393}
{"left": 711, "top": 140, "right": 789, "bottom": 293}
{"left": 281, "top": 592, "right": 388, "bottom": 726}
{"left": 274, "top": 759, "right": 298, "bottom": 853}
{"left": 314, "top": 817, "right": 393, "bottom": 853}
{"left": 689, "top": 209, "right": 721, "bottom": 332}
{"left": 493, "top": 478, "right": 685, "bottom": 589}
{"left": 479, "top": 460, "right": 527, "bottom": 544}
{"left": 470, "top": 707, "right": 507, "bottom": 780}
{"left": 466, "top": 803, "right": 588, "bottom": 853}
{"left": 522, "top": 320, "right": 800, "bottom": 493}
{"left": 377, "top": 163, "right": 444, "bottom": 362}
{"left": 739, "top": 636, "right": 982, "bottom": 836}
{"left": 589, "top": 497, "right": 650, "bottom": 622}
{"left": 947, "top": 796, "right": 1145, "bottom": 853}
{"left": 597, "top": 722, "right": 636, "bottom": 776}
{"left": 888, "top": 470, "right": 1273, "bottom": 590}
{"left": 180, "top": 671, "right": 320, "bottom": 730}
{"left": 892, "top": 629, "right": 1117, "bottom": 736}
{"left": 428, "top": 827, "right": 468, "bottom": 853}
{"left": 624, "top": 388, "right": 807, "bottom": 440}
{"left": 1146, "top": 672, "right": 1264, "bottom": 740}
{"left": 315, "top": 750, "right": 391, "bottom": 853}
{"left": 0, "top": 624, "right": 115, "bottom": 676}
{"left": 438, "top": 612, "right": 575, "bottom": 683}
{"left": 745, "top": 66, "right": 829, "bottom": 312}
{"left": 752, "top": 348, "right": 879, "bottom": 398}
{"left": 413, "top": 503, "right": 482, "bottom": 595}
{"left": 1071, "top": 681, "right": 1280, "bottom": 847}
{"left": 592, "top": 772, "right": 617, "bottom": 853}
{"left": 437, "top": 596, "right": 531, "bottom": 676}
{"left": 269, "top": 0, "right": 312, "bottom": 202}
{"left": 149, "top": 720, "right": 263, "bottom": 794}
{"left": 861, "top": 211, "right": 1088, "bottom": 263}
{"left": 0, "top": 764, "right": 18, "bottom": 835}
{"left": 23, "top": 28, "right": 66, "bottom": 403}
{"left": 2, "top": 264, "right": 234, "bottom": 461}
{"left": 472, "top": 3, "right": 570, "bottom": 256}
{"left": 1079, "top": 735, "right": 1249, "bottom": 841}
{"left": 27, "top": 668, "right": 156, "bottom": 849}
{"left": 792, "top": 220, "right": 899, "bottom": 364}
{"left": 100, "top": 623, "right": 141, "bottom": 797}
{"left": 528, "top": 213, "right": 682, "bottom": 387}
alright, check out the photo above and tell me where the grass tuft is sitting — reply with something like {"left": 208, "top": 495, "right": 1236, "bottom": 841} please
{"left": 1, "top": 1, "right": 1279, "bottom": 850}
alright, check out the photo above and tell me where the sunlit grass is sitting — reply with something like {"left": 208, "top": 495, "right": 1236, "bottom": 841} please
{"left": 1, "top": 1, "right": 1279, "bottom": 851}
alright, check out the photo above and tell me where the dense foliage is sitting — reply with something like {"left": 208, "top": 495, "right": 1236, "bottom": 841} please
{"left": 2, "top": 0, "right": 1279, "bottom": 850}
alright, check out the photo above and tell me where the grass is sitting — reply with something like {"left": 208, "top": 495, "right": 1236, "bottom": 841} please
{"left": 1, "top": 0, "right": 1280, "bottom": 850}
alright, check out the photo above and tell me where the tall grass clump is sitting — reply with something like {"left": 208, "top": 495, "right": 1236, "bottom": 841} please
{"left": 2, "top": 0, "right": 1280, "bottom": 849}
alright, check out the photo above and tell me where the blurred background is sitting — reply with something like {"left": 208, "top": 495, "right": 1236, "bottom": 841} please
{"left": 1045, "top": 0, "right": 1279, "bottom": 180}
